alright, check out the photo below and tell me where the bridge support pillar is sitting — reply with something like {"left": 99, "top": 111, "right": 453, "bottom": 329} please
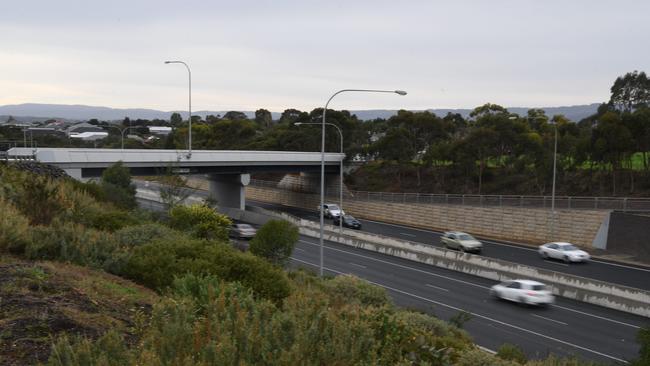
{"left": 63, "top": 168, "right": 83, "bottom": 181}
{"left": 208, "top": 173, "right": 250, "bottom": 210}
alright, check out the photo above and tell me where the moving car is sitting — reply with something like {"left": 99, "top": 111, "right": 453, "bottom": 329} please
{"left": 332, "top": 215, "right": 362, "bottom": 229}
{"left": 490, "top": 279, "right": 554, "bottom": 306}
{"left": 317, "top": 203, "right": 345, "bottom": 218}
{"left": 538, "top": 242, "right": 590, "bottom": 263}
{"left": 440, "top": 231, "right": 483, "bottom": 253}
{"left": 230, "top": 223, "right": 257, "bottom": 240}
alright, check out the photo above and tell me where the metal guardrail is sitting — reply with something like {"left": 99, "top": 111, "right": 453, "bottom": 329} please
{"left": 250, "top": 179, "right": 650, "bottom": 211}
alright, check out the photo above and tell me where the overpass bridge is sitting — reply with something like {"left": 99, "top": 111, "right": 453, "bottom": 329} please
{"left": 7, "top": 147, "right": 343, "bottom": 210}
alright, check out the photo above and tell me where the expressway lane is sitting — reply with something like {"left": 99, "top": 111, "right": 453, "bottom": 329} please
{"left": 133, "top": 184, "right": 647, "bottom": 363}
{"left": 290, "top": 236, "right": 647, "bottom": 364}
{"left": 249, "top": 200, "right": 650, "bottom": 291}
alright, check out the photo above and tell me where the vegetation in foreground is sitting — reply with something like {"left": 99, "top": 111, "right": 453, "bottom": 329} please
{"left": 0, "top": 162, "right": 647, "bottom": 365}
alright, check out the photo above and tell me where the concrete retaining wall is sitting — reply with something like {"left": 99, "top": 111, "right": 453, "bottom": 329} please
{"left": 244, "top": 185, "right": 608, "bottom": 248}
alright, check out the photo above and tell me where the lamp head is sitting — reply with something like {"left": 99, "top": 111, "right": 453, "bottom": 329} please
{"left": 394, "top": 90, "right": 407, "bottom": 96}
{"left": 164, "top": 61, "right": 171, "bottom": 64}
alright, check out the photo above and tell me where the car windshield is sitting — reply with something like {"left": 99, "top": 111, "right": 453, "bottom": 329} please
{"left": 531, "top": 284, "right": 546, "bottom": 291}
{"left": 559, "top": 244, "right": 578, "bottom": 251}
{"left": 237, "top": 224, "right": 253, "bottom": 230}
{"left": 328, "top": 205, "right": 340, "bottom": 210}
{"left": 344, "top": 216, "right": 356, "bottom": 222}
{"left": 458, "top": 234, "right": 474, "bottom": 241}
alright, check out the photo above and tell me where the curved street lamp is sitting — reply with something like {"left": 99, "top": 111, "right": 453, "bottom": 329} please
{"left": 164, "top": 60, "right": 192, "bottom": 158}
{"left": 317, "top": 89, "right": 407, "bottom": 276}
{"left": 295, "top": 122, "right": 344, "bottom": 234}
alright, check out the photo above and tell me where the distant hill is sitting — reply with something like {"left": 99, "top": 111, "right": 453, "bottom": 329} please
{"left": 353, "top": 103, "right": 601, "bottom": 122}
{"left": 0, "top": 102, "right": 601, "bottom": 123}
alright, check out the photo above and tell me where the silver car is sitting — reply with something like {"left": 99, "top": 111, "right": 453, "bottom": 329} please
{"left": 230, "top": 223, "right": 257, "bottom": 240}
{"left": 440, "top": 231, "right": 483, "bottom": 253}
{"left": 317, "top": 203, "right": 345, "bottom": 219}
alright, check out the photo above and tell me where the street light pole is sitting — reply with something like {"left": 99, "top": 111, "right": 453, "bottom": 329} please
{"left": 295, "top": 122, "right": 344, "bottom": 234}
{"left": 164, "top": 60, "right": 192, "bottom": 158}
{"left": 551, "top": 123, "right": 558, "bottom": 239}
{"left": 318, "top": 89, "right": 407, "bottom": 277}
{"left": 103, "top": 125, "right": 134, "bottom": 149}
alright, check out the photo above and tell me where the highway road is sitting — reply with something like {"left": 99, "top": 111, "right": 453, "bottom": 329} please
{"left": 134, "top": 184, "right": 648, "bottom": 364}
{"left": 290, "top": 234, "right": 647, "bottom": 364}
{"left": 133, "top": 179, "right": 650, "bottom": 290}
{"left": 248, "top": 200, "right": 650, "bottom": 291}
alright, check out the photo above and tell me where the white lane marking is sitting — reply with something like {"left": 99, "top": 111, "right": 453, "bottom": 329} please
{"left": 590, "top": 260, "right": 650, "bottom": 273}
{"left": 298, "top": 239, "right": 490, "bottom": 290}
{"left": 400, "top": 232, "right": 417, "bottom": 237}
{"left": 532, "top": 314, "right": 568, "bottom": 326}
{"left": 544, "top": 260, "right": 569, "bottom": 267}
{"left": 477, "top": 345, "right": 497, "bottom": 354}
{"left": 294, "top": 248, "right": 306, "bottom": 252}
{"left": 356, "top": 217, "right": 650, "bottom": 272}
{"left": 349, "top": 262, "right": 367, "bottom": 269}
{"left": 552, "top": 304, "right": 640, "bottom": 329}
{"left": 290, "top": 257, "right": 629, "bottom": 364}
{"left": 425, "top": 283, "right": 449, "bottom": 292}
{"left": 297, "top": 238, "right": 643, "bottom": 329}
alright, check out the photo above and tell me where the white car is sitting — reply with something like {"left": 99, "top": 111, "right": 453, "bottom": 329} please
{"left": 229, "top": 223, "right": 257, "bottom": 240}
{"left": 317, "top": 203, "right": 345, "bottom": 219}
{"left": 490, "top": 279, "right": 554, "bottom": 306}
{"left": 538, "top": 242, "right": 590, "bottom": 263}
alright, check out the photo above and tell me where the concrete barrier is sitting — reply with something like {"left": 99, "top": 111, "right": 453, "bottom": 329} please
{"left": 260, "top": 209, "right": 650, "bottom": 318}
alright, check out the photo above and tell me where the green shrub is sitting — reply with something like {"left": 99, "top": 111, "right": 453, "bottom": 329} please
{"left": 169, "top": 204, "right": 231, "bottom": 241}
{"left": 26, "top": 220, "right": 116, "bottom": 268}
{"left": 47, "top": 331, "right": 132, "bottom": 366}
{"left": 632, "top": 326, "right": 650, "bottom": 366}
{"left": 100, "top": 182, "right": 137, "bottom": 210}
{"left": 456, "top": 349, "right": 519, "bottom": 366}
{"left": 0, "top": 198, "right": 32, "bottom": 254}
{"left": 124, "top": 237, "right": 290, "bottom": 303}
{"left": 322, "top": 274, "right": 391, "bottom": 307}
{"left": 496, "top": 343, "right": 528, "bottom": 364}
{"left": 249, "top": 219, "right": 299, "bottom": 266}
{"left": 114, "top": 223, "right": 180, "bottom": 248}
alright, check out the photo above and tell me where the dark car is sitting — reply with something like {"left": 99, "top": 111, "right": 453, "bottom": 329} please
{"left": 332, "top": 215, "right": 362, "bottom": 229}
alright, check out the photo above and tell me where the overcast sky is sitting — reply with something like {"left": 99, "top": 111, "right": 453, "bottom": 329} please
{"left": 1, "top": 0, "right": 648, "bottom": 112}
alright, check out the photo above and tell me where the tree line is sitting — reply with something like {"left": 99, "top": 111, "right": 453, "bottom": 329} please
{"left": 2, "top": 71, "right": 649, "bottom": 195}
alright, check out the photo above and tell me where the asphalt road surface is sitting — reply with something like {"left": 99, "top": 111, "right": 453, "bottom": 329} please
{"left": 289, "top": 235, "right": 647, "bottom": 364}
{"left": 247, "top": 200, "right": 650, "bottom": 291}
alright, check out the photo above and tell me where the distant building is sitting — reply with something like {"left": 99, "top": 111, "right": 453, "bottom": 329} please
{"left": 148, "top": 126, "right": 172, "bottom": 135}
{"left": 66, "top": 122, "right": 104, "bottom": 136}
{"left": 27, "top": 127, "right": 66, "bottom": 138}
{"left": 69, "top": 132, "right": 109, "bottom": 141}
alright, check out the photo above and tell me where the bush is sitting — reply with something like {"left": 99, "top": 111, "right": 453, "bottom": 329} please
{"left": 632, "top": 326, "right": 650, "bottom": 366}
{"left": 496, "top": 343, "right": 528, "bottom": 364}
{"left": 249, "top": 219, "right": 299, "bottom": 266}
{"left": 101, "top": 161, "right": 137, "bottom": 210}
{"left": 0, "top": 198, "right": 32, "bottom": 254}
{"left": 47, "top": 331, "right": 132, "bottom": 366}
{"left": 169, "top": 204, "right": 231, "bottom": 241}
{"left": 457, "top": 349, "right": 519, "bottom": 366}
{"left": 114, "top": 223, "right": 181, "bottom": 248}
{"left": 124, "top": 236, "right": 290, "bottom": 303}
{"left": 322, "top": 274, "right": 391, "bottom": 307}
{"left": 26, "top": 220, "right": 116, "bottom": 268}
